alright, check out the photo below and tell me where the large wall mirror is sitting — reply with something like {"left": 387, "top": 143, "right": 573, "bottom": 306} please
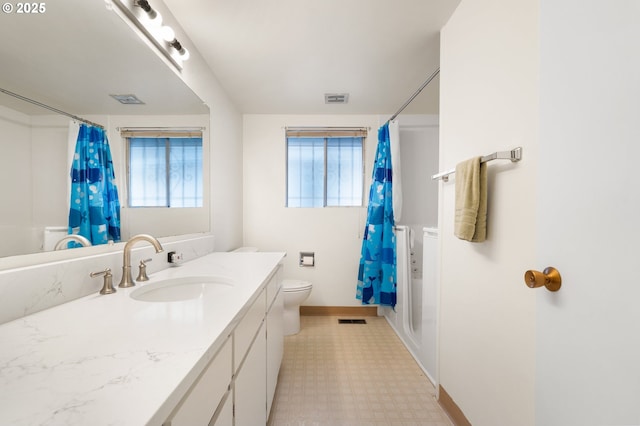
{"left": 0, "top": 1, "right": 210, "bottom": 264}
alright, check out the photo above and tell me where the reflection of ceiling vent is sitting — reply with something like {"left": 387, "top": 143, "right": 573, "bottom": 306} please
{"left": 325, "top": 93, "right": 349, "bottom": 104}
{"left": 110, "top": 94, "right": 145, "bottom": 105}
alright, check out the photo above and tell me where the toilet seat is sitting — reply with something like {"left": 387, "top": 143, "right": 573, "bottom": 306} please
{"left": 282, "top": 279, "right": 313, "bottom": 292}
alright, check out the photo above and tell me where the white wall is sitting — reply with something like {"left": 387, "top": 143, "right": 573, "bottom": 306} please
{"left": 243, "top": 114, "right": 383, "bottom": 306}
{"left": 243, "top": 114, "right": 439, "bottom": 306}
{"left": 0, "top": 106, "right": 34, "bottom": 256}
{"left": 107, "top": 114, "right": 210, "bottom": 240}
{"left": 158, "top": 0, "right": 244, "bottom": 252}
{"left": 395, "top": 114, "right": 439, "bottom": 229}
{"left": 0, "top": 109, "right": 71, "bottom": 256}
{"left": 439, "top": 0, "right": 538, "bottom": 424}
{"left": 30, "top": 116, "right": 69, "bottom": 232}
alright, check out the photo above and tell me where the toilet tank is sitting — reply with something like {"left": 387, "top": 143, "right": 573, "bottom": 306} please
{"left": 43, "top": 226, "right": 69, "bottom": 251}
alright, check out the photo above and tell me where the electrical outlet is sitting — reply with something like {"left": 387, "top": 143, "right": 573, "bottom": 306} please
{"left": 167, "top": 251, "right": 183, "bottom": 264}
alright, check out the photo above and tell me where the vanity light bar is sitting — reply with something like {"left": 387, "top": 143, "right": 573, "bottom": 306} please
{"left": 110, "top": 0, "right": 190, "bottom": 71}
{"left": 134, "top": 0, "right": 190, "bottom": 61}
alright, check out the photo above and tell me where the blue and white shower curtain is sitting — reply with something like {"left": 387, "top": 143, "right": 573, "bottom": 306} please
{"left": 68, "top": 123, "right": 121, "bottom": 245}
{"left": 356, "top": 123, "right": 397, "bottom": 308}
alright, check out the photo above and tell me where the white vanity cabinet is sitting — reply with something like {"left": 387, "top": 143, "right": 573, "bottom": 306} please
{"left": 235, "top": 266, "right": 283, "bottom": 426}
{"left": 164, "top": 265, "right": 284, "bottom": 426}
{"left": 0, "top": 251, "right": 288, "bottom": 426}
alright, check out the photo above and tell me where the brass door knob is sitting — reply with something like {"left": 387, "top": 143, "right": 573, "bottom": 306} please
{"left": 524, "top": 267, "right": 561, "bottom": 292}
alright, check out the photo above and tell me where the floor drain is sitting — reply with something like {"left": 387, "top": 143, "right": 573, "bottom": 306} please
{"left": 338, "top": 319, "right": 367, "bottom": 324}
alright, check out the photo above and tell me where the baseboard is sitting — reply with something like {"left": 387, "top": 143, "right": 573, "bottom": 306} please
{"left": 438, "top": 385, "right": 472, "bottom": 426}
{"left": 299, "top": 306, "right": 379, "bottom": 316}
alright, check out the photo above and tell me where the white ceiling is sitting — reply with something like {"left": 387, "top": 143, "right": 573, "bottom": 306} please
{"left": 164, "top": 0, "right": 461, "bottom": 115}
{"left": 0, "top": 0, "right": 459, "bottom": 119}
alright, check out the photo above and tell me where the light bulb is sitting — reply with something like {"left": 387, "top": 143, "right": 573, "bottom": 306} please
{"left": 144, "top": 10, "right": 162, "bottom": 27}
{"left": 160, "top": 26, "right": 175, "bottom": 42}
{"left": 135, "top": 0, "right": 162, "bottom": 26}
{"left": 179, "top": 48, "right": 190, "bottom": 61}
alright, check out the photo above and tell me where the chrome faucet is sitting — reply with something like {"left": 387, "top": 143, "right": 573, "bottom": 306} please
{"left": 54, "top": 234, "right": 92, "bottom": 250}
{"left": 118, "top": 234, "right": 164, "bottom": 288}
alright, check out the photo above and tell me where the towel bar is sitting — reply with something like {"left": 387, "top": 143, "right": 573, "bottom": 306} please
{"left": 432, "top": 147, "right": 522, "bottom": 182}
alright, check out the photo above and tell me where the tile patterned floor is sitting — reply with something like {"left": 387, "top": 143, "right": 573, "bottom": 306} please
{"left": 268, "top": 315, "right": 452, "bottom": 426}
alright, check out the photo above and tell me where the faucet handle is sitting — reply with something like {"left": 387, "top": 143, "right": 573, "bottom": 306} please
{"left": 136, "top": 258, "right": 152, "bottom": 282}
{"left": 90, "top": 268, "right": 116, "bottom": 295}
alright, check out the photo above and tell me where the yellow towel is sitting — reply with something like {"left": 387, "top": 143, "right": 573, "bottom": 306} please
{"left": 454, "top": 157, "right": 487, "bottom": 242}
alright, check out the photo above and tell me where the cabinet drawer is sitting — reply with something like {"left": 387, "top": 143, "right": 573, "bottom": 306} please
{"left": 168, "top": 337, "right": 232, "bottom": 426}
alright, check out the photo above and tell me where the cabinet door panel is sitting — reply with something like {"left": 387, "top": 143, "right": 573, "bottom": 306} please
{"left": 266, "top": 288, "right": 284, "bottom": 417}
{"left": 169, "top": 338, "right": 232, "bottom": 426}
{"left": 234, "top": 323, "right": 267, "bottom": 426}
{"left": 210, "top": 391, "right": 233, "bottom": 426}
{"left": 234, "top": 290, "right": 266, "bottom": 372}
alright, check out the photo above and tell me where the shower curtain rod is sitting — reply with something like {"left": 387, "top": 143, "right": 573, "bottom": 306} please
{"left": 386, "top": 67, "right": 440, "bottom": 124}
{"left": 0, "top": 88, "right": 105, "bottom": 130}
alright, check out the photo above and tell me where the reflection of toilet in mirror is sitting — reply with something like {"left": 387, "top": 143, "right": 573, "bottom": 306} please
{"left": 282, "top": 279, "right": 313, "bottom": 336}
{"left": 43, "top": 226, "right": 68, "bottom": 252}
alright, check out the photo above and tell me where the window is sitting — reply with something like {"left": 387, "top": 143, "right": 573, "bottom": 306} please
{"left": 286, "top": 127, "right": 366, "bottom": 207}
{"left": 123, "top": 129, "right": 203, "bottom": 208}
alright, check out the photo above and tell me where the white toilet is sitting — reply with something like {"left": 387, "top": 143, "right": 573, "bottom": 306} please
{"left": 231, "top": 247, "right": 312, "bottom": 336}
{"left": 282, "top": 279, "right": 313, "bottom": 336}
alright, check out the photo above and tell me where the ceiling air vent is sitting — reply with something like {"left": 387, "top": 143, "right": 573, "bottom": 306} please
{"left": 325, "top": 93, "right": 349, "bottom": 104}
{"left": 110, "top": 94, "right": 145, "bottom": 105}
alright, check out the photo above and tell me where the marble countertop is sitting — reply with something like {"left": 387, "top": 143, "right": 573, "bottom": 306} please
{"left": 0, "top": 251, "right": 285, "bottom": 426}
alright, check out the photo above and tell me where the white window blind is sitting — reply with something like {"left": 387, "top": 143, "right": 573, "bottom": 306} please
{"left": 286, "top": 127, "right": 366, "bottom": 208}
{"left": 124, "top": 129, "right": 203, "bottom": 208}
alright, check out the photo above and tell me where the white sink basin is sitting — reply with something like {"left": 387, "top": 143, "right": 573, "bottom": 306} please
{"left": 130, "top": 276, "right": 234, "bottom": 302}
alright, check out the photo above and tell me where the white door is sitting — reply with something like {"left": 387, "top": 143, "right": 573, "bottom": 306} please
{"left": 536, "top": 1, "right": 640, "bottom": 424}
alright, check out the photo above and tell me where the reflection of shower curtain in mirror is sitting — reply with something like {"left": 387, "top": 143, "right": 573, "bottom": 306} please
{"left": 68, "top": 123, "right": 121, "bottom": 245}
